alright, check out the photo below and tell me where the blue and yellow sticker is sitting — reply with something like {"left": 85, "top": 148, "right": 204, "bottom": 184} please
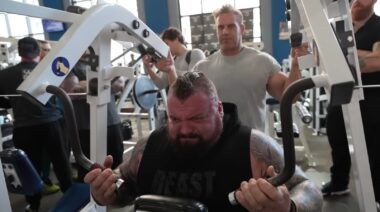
{"left": 52, "top": 57, "right": 70, "bottom": 77}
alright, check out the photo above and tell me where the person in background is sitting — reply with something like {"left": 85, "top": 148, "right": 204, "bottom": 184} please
{"left": 38, "top": 39, "right": 51, "bottom": 60}
{"left": 322, "top": 0, "right": 380, "bottom": 205}
{"left": 0, "top": 37, "right": 72, "bottom": 212}
{"left": 145, "top": 27, "right": 206, "bottom": 90}
{"left": 84, "top": 72, "right": 322, "bottom": 212}
{"left": 34, "top": 39, "right": 62, "bottom": 196}
{"left": 193, "top": 4, "right": 307, "bottom": 132}
{"left": 128, "top": 53, "right": 136, "bottom": 67}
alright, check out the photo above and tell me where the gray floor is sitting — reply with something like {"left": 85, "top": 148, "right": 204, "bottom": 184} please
{"left": 296, "top": 125, "right": 360, "bottom": 212}
{"left": 7, "top": 117, "right": 364, "bottom": 211}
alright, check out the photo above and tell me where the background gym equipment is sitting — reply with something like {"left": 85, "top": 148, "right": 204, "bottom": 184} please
{"left": 0, "top": 148, "right": 43, "bottom": 196}
{"left": 133, "top": 75, "right": 159, "bottom": 110}
{"left": 283, "top": 0, "right": 376, "bottom": 210}
{"left": 294, "top": 101, "right": 312, "bottom": 124}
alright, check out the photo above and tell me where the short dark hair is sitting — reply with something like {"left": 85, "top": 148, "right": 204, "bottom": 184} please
{"left": 169, "top": 72, "right": 219, "bottom": 103}
{"left": 161, "top": 27, "right": 185, "bottom": 45}
{"left": 18, "top": 37, "right": 40, "bottom": 59}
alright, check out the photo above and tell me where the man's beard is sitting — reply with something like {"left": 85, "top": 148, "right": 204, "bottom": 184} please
{"left": 169, "top": 133, "right": 214, "bottom": 161}
{"left": 352, "top": 2, "right": 373, "bottom": 21}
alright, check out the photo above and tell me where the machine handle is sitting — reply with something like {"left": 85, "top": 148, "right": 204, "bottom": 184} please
{"left": 47, "top": 85, "right": 126, "bottom": 191}
{"left": 228, "top": 78, "right": 316, "bottom": 205}
{"left": 290, "top": 32, "right": 303, "bottom": 48}
{"left": 46, "top": 85, "right": 103, "bottom": 171}
{"left": 268, "top": 78, "right": 315, "bottom": 185}
{"left": 135, "top": 195, "right": 208, "bottom": 212}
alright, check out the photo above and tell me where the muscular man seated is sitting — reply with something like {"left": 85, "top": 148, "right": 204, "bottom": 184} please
{"left": 85, "top": 72, "right": 322, "bottom": 212}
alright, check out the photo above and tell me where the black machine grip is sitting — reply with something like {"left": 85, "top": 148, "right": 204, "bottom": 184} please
{"left": 46, "top": 85, "right": 104, "bottom": 171}
{"left": 66, "top": 5, "right": 86, "bottom": 14}
{"left": 268, "top": 78, "right": 315, "bottom": 185}
{"left": 228, "top": 78, "right": 316, "bottom": 205}
{"left": 134, "top": 195, "right": 208, "bottom": 212}
{"left": 290, "top": 32, "right": 303, "bottom": 48}
{"left": 46, "top": 85, "right": 127, "bottom": 193}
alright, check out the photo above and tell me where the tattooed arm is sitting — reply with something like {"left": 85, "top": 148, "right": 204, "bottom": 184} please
{"left": 235, "top": 129, "right": 322, "bottom": 212}
{"left": 114, "top": 136, "right": 148, "bottom": 206}
{"left": 84, "top": 136, "right": 148, "bottom": 206}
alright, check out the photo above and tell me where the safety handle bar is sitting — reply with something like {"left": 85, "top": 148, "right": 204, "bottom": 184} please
{"left": 268, "top": 78, "right": 315, "bottom": 185}
{"left": 47, "top": 85, "right": 125, "bottom": 191}
{"left": 228, "top": 78, "right": 315, "bottom": 205}
{"left": 46, "top": 85, "right": 103, "bottom": 171}
{"left": 290, "top": 32, "right": 303, "bottom": 48}
{"left": 135, "top": 195, "right": 208, "bottom": 212}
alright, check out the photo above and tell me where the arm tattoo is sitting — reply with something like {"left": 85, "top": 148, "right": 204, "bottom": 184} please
{"left": 249, "top": 129, "right": 323, "bottom": 211}
{"left": 114, "top": 136, "right": 148, "bottom": 206}
{"left": 249, "top": 129, "right": 284, "bottom": 174}
{"left": 120, "top": 137, "right": 148, "bottom": 181}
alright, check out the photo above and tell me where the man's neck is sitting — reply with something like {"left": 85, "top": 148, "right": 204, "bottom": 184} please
{"left": 176, "top": 45, "right": 188, "bottom": 57}
{"left": 353, "top": 12, "right": 373, "bottom": 32}
{"left": 21, "top": 57, "right": 39, "bottom": 63}
{"left": 221, "top": 45, "right": 244, "bottom": 56}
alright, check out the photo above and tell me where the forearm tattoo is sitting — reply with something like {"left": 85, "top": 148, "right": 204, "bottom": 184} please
{"left": 249, "top": 129, "right": 284, "bottom": 174}
{"left": 115, "top": 137, "right": 148, "bottom": 206}
{"left": 249, "top": 129, "right": 323, "bottom": 211}
{"left": 120, "top": 137, "right": 147, "bottom": 181}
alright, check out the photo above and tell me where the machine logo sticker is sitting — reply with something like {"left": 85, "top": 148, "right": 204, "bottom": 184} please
{"left": 52, "top": 57, "right": 70, "bottom": 76}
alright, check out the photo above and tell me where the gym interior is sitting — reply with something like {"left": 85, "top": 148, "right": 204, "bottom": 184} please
{"left": 1, "top": 0, "right": 380, "bottom": 211}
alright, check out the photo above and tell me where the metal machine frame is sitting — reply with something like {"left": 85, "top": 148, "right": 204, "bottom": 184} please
{"left": 290, "top": 0, "right": 376, "bottom": 211}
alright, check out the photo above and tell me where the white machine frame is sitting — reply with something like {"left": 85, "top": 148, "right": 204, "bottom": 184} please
{"left": 0, "top": 1, "right": 169, "bottom": 211}
{"left": 292, "top": 0, "right": 376, "bottom": 211}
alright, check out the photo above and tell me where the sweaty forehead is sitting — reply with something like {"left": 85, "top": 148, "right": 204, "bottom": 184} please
{"left": 168, "top": 92, "right": 212, "bottom": 117}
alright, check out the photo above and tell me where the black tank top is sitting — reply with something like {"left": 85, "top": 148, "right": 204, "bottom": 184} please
{"left": 137, "top": 103, "right": 252, "bottom": 211}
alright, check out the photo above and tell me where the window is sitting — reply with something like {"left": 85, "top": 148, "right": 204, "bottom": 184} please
{"left": 29, "top": 16, "right": 44, "bottom": 38}
{"left": 72, "top": 0, "right": 139, "bottom": 66}
{"left": 8, "top": 14, "right": 29, "bottom": 37}
{"left": 72, "top": 0, "right": 96, "bottom": 9}
{"left": 179, "top": 0, "right": 261, "bottom": 51}
{"left": 2, "top": 0, "right": 44, "bottom": 39}
{"left": 0, "top": 14, "right": 9, "bottom": 37}
{"left": 72, "top": 0, "right": 138, "bottom": 16}
{"left": 375, "top": 2, "right": 380, "bottom": 16}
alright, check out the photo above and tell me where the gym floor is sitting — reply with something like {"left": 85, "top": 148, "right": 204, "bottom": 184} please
{"left": 8, "top": 117, "right": 362, "bottom": 212}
